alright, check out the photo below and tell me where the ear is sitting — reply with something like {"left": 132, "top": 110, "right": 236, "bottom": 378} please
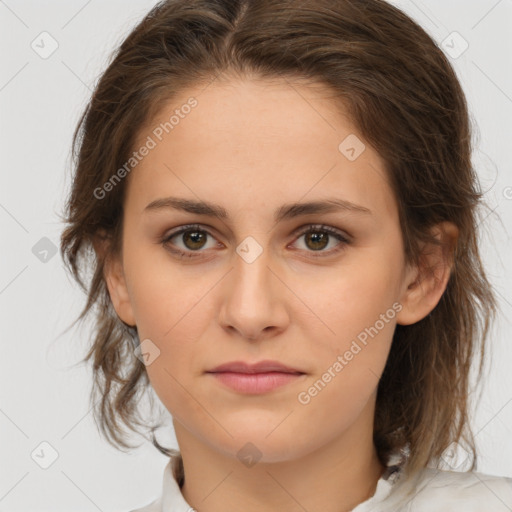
{"left": 92, "top": 233, "right": 136, "bottom": 327}
{"left": 396, "top": 221, "right": 459, "bottom": 326}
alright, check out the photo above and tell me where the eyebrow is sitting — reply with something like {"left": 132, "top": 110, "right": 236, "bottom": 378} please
{"left": 144, "top": 196, "right": 372, "bottom": 222}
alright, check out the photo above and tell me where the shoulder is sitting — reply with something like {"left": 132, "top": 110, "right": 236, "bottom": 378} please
{"left": 392, "top": 468, "right": 512, "bottom": 511}
{"left": 126, "top": 498, "right": 160, "bottom": 512}
{"left": 125, "top": 456, "right": 187, "bottom": 512}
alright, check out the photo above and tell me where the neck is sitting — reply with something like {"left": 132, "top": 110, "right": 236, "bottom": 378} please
{"left": 175, "top": 400, "right": 386, "bottom": 512}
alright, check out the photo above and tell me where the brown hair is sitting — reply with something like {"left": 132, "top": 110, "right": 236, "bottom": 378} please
{"left": 60, "top": 0, "right": 497, "bottom": 493}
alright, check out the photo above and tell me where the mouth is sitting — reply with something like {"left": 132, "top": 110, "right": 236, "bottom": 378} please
{"left": 205, "top": 360, "right": 306, "bottom": 394}
{"left": 207, "top": 360, "right": 304, "bottom": 374}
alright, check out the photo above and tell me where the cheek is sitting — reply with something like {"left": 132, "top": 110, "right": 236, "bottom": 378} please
{"left": 297, "top": 247, "right": 402, "bottom": 398}
{"left": 308, "top": 252, "right": 402, "bottom": 342}
{"left": 122, "top": 246, "right": 215, "bottom": 395}
{"left": 295, "top": 273, "right": 397, "bottom": 439}
{"left": 125, "top": 258, "right": 211, "bottom": 420}
{"left": 124, "top": 244, "right": 208, "bottom": 338}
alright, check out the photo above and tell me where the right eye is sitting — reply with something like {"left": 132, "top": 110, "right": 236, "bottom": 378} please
{"left": 160, "top": 224, "right": 221, "bottom": 257}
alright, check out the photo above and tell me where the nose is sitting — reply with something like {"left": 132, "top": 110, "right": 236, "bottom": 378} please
{"left": 217, "top": 243, "right": 289, "bottom": 342}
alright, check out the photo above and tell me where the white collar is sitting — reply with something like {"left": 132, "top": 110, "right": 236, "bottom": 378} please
{"left": 150, "top": 449, "right": 407, "bottom": 512}
{"left": 134, "top": 446, "right": 512, "bottom": 512}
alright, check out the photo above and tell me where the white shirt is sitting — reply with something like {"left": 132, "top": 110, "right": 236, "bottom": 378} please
{"left": 129, "top": 451, "right": 512, "bottom": 511}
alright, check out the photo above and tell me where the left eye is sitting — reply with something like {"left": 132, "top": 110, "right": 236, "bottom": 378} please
{"left": 161, "top": 224, "right": 351, "bottom": 258}
{"left": 292, "top": 225, "right": 350, "bottom": 254}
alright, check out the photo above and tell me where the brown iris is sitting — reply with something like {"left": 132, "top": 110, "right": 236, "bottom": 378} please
{"left": 304, "top": 231, "right": 329, "bottom": 251}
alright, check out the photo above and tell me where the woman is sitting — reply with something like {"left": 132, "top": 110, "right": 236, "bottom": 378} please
{"left": 60, "top": 0, "right": 512, "bottom": 510}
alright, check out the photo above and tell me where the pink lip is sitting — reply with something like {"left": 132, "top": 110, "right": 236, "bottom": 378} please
{"left": 208, "top": 360, "right": 303, "bottom": 374}
{"left": 206, "top": 360, "right": 306, "bottom": 394}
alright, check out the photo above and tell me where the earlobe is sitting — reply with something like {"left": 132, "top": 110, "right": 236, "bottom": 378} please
{"left": 93, "top": 234, "right": 137, "bottom": 327}
{"left": 104, "top": 258, "right": 137, "bottom": 327}
{"left": 395, "top": 264, "right": 424, "bottom": 326}
{"left": 395, "top": 221, "right": 459, "bottom": 326}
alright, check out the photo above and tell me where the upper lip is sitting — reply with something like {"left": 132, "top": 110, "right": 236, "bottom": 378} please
{"left": 206, "top": 360, "right": 304, "bottom": 374}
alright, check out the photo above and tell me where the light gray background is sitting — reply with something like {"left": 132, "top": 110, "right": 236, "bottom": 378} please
{"left": 0, "top": 0, "right": 511, "bottom": 510}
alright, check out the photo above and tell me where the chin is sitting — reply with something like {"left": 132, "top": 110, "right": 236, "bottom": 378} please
{"left": 204, "top": 423, "right": 316, "bottom": 466}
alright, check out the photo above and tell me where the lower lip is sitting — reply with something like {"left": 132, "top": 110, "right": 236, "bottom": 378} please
{"left": 207, "top": 371, "right": 305, "bottom": 394}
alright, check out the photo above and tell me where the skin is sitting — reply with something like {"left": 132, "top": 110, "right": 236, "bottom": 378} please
{"left": 100, "top": 76, "right": 458, "bottom": 512}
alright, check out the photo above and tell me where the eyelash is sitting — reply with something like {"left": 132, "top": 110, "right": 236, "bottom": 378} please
{"left": 160, "top": 223, "right": 351, "bottom": 259}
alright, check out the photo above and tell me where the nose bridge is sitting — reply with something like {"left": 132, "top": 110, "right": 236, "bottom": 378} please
{"left": 231, "top": 235, "right": 274, "bottom": 306}
{"left": 218, "top": 235, "right": 287, "bottom": 339}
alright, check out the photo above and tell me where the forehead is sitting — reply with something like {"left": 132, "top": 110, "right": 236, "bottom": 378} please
{"left": 125, "top": 77, "right": 397, "bottom": 221}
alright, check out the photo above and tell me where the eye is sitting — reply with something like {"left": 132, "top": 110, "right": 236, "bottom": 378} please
{"left": 160, "top": 223, "right": 351, "bottom": 259}
{"left": 290, "top": 224, "right": 351, "bottom": 257}
{"left": 161, "top": 224, "right": 218, "bottom": 257}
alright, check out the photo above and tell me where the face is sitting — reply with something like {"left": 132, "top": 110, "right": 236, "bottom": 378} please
{"left": 104, "top": 77, "right": 426, "bottom": 464}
